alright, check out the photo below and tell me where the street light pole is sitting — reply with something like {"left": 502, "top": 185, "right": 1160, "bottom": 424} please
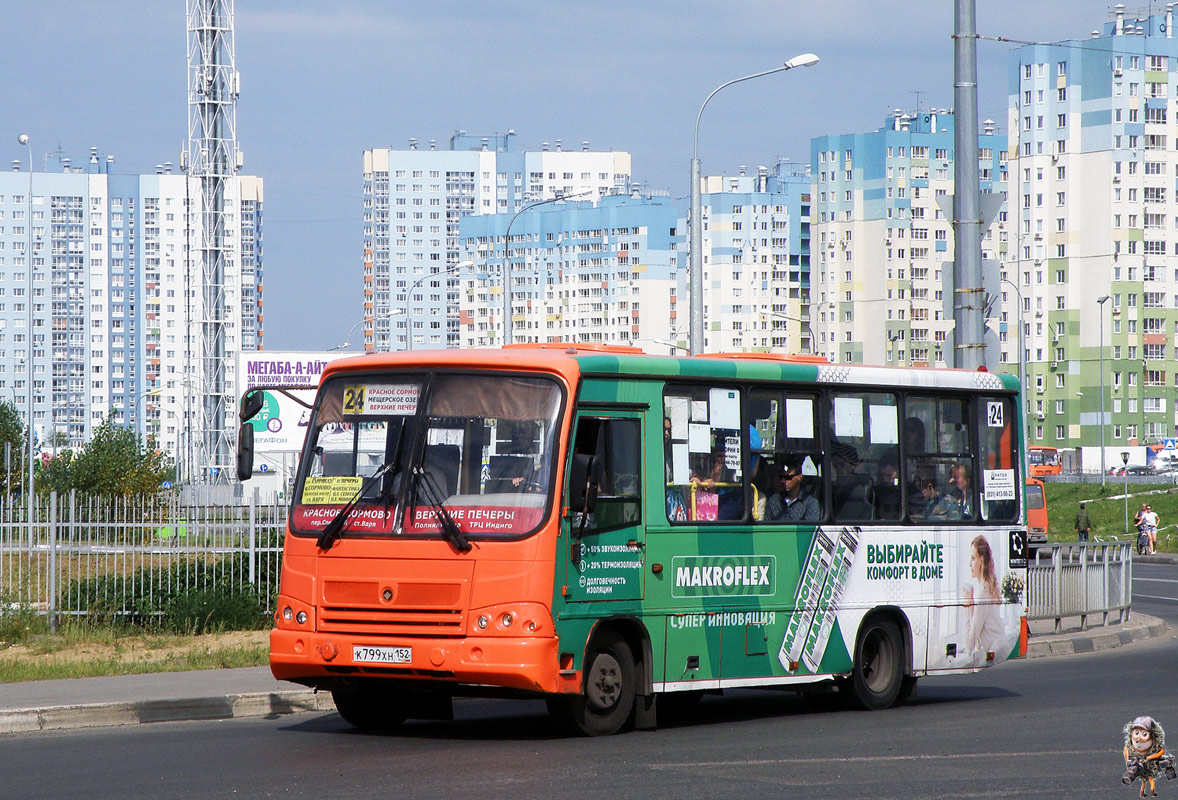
{"left": 328, "top": 319, "right": 367, "bottom": 352}
{"left": 689, "top": 54, "right": 819, "bottom": 356}
{"left": 17, "top": 134, "right": 34, "bottom": 530}
{"left": 405, "top": 259, "right": 474, "bottom": 351}
{"left": 501, "top": 192, "right": 589, "bottom": 346}
{"left": 1001, "top": 277, "right": 1029, "bottom": 479}
{"left": 1098, "top": 295, "right": 1110, "bottom": 486}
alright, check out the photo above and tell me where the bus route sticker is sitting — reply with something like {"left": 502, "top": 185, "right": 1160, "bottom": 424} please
{"left": 986, "top": 401, "right": 1004, "bottom": 427}
{"left": 364, "top": 384, "right": 419, "bottom": 415}
{"left": 300, "top": 476, "right": 362, "bottom": 505}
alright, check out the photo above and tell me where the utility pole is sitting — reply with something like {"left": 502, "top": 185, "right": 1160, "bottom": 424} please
{"left": 952, "top": 0, "right": 985, "bottom": 370}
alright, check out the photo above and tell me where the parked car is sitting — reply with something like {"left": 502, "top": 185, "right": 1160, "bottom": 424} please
{"left": 1126, "top": 465, "right": 1155, "bottom": 475}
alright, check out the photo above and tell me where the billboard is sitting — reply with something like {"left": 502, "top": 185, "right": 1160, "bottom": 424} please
{"left": 236, "top": 351, "right": 354, "bottom": 453}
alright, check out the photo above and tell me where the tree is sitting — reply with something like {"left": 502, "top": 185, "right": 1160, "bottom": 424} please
{"left": 0, "top": 400, "right": 26, "bottom": 495}
{"left": 70, "top": 418, "right": 172, "bottom": 497}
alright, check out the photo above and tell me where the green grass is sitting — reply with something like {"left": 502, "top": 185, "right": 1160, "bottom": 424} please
{"left": 0, "top": 620, "right": 268, "bottom": 683}
{"left": 1044, "top": 480, "right": 1178, "bottom": 551}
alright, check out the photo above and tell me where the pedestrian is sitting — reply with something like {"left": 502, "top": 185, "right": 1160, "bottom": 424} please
{"left": 1142, "top": 504, "right": 1160, "bottom": 555}
{"left": 1074, "top": 502, "right": 1092, "bottom": 543}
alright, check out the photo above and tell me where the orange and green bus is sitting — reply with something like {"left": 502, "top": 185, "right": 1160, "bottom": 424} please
{"left": 240, "top": 344, "right": 1029, "bottom": 735}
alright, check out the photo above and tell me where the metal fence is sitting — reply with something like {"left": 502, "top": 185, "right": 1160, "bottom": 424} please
{"left": 1027, "top": 541, "right": 1133, "bottom": 632}
{"left": 0, "top": 491, "right": 286, "bottom": 626}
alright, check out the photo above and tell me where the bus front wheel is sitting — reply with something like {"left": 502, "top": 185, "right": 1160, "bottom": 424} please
{"left": 549, "top": 631, "right": 636, "bottom": 736}
{"left": 849, "top": 617, "right": 904, "bottom": 710}
{"left": 331, "top": 686, "right": 410, "bottom": 730}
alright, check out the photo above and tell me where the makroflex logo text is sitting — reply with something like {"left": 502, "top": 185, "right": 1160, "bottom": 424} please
{"left": 671, "top": 555, "right": 776, "bottom": 598}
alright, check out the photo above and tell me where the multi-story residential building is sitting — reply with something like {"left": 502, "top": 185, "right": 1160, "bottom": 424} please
{"left": 810, "top": 111, "right": 1008, "bottom": 368}
{"left": 362, "top": 133, "right": 632, "bottom": 351}
{"left": 0, "top": 150, "right": 263, "bottom": 476}
{"left": 1010, "top": 6, "right": 1178, "bottom": 454}
{"left": 456, "top": 194, "right": 683, "bottom": 350}
{"left": 453, "top": 161, "right": 813, "bottom": 353}
{"left": 697, "top": 162, "right": 813, "bottom": 354}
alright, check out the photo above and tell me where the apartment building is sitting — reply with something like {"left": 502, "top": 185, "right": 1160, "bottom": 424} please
{"left": 1010, "top": 6, "right": 1178, "bottom": 452}
{"left": 362, "top": 133, "right": 631, "bottom": 351}
{"left": 453, "top": 161, "right": 813, "bottom": 353}
{"left": 810, "top": 111, "right": 1008, "bottom": 367}
{"left": 0, "top": 150, "right": 263, "bottom": 471}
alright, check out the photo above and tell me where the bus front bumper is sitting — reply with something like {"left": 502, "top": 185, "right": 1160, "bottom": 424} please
{"left": 269, "top": 628, "right": 576, "bottom": 695}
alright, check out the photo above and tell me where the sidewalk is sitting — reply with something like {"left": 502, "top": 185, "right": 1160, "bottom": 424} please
{"left": 0, "top": 612, "right": 1167, "bottom": 736}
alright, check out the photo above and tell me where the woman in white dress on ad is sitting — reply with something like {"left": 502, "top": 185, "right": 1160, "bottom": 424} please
{"left": 964, "top": 534, "right": 1005, "bottom": 656}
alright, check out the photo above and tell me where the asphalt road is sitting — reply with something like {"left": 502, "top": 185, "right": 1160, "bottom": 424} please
{"left": 3, "top": 564, "right": 1176, "bottom": 800}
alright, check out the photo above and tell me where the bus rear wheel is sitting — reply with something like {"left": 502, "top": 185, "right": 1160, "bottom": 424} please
{"left": 849, "top": 617, "right": 904, "bottom": 710}
{"left": 331, "top": 686, "right": 410, "bottom": 731}
{"left": 549, "top": 631, "right": 636, "bottom": 736}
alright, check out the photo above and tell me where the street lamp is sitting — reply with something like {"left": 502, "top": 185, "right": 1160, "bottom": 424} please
{"left": 1097, "top": 295, "right": 1110, "bottom": 486}
{"left": 1001, "top": 277, "right": 1029, "bottom": 478}
{"left": 405, "top": 259, "right": 474, "bottom": 350}
{"left": 17, "top": 134, "right": 34, "bottom": 527}
{"left": 328, "top": 319, "right": 368, "bottom": 351}
{"left": 690, "top": 54, "right": 819, "bottom": 356}
{"left": 501, "top": 191, "right": 589, "bottom": 345}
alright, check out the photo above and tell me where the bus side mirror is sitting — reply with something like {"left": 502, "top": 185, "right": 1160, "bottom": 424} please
{"left": 240, "top": 389, "right": 264, "bottom": 422}
{"left": 236, "top": 423, "right": 254, "bottom": 482}
{"left": 568, "top": 453, "right": 600, "bottom": 515}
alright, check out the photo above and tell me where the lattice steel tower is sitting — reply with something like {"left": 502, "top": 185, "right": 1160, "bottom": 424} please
{"left": 186, "top": 0, "right": 240, "bottom": 483}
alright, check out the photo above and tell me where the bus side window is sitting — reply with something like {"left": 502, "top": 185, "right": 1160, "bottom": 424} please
{"left": 567, "top": 417, "right": 642, "bottom": 533}
{"left": 979, "top": 396, "right": 1018, "bottom": 522}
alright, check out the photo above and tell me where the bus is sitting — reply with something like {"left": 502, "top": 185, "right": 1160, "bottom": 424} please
{"left": 1028, "top": 445, "right": 1061, "bottom": 477}
{"left": 240, "top": 344, "right": 1029, "bottom": 735}
{"left": 1025, "top": 477, "right": 1049, "bottom": 552}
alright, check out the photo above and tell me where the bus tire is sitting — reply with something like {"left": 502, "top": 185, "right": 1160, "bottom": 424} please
{"left": 849, "top": 617, "right": 904, "bottom": 710}
{"left": 331, "top": 687, "right": 410, "bottom": 730}
{"left": 550, "top": 630, "right": 636, "bottom": 736}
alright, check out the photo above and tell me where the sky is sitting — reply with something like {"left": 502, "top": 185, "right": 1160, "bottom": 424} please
{"left": 1, "top": 1, "right": 1125, "bottom": 351}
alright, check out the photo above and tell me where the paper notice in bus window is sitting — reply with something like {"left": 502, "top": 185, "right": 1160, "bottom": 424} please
{"left": 668, "top": 398, "right": 690, "bottom": 440}
{"left": 672, "top": 443, "right": 690, "bottom": 485}
{"left": 709, "top": 389, "right": 741, "bottom": 429}
{"left": 869, "top": 404, "right": 898, "bottom": 444}
{"left": 833, "top": 396, "right": 864, "bottom": 438}
{"left": 785, "top": 398, "right": 814, "bottom": 440}
{"left": 342, "top": 384, "right": 419, "bottom": 415}
{"left": 984, "top": 469, "right": 1016, "bottom": 501}
{"left": 690, "top": 400, "right": 709, "bottom": 423}
{"left": 301, "top": 476, "right": 362, "bottom": 505}
{"left": 688, "top": 423, "right": 711, "bottom": 453}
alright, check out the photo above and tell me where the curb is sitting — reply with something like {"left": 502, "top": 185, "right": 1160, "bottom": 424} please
{"left": 1025, "top": 615, "right": 1168, "bottom": 659}
{"left": 0, "top": 689, "right": 336, "bottom": 736}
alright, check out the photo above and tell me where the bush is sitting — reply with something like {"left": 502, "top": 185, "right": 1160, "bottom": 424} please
{"left": 63, "top": 552, "right": 277, "bottom": 632}
{"left": 161, "top": 589, "right": 270, "bottom": 635}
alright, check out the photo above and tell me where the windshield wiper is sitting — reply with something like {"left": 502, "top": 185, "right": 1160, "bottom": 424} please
{"left": 316, "top": 462, "right": 396, "bottom": 550}
{"left": 411, "top": 465, "right": 471, "bottom": 552}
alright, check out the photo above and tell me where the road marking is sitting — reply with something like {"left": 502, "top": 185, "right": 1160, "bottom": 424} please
{"left": 1134, "top": 576, "right": 1178, "bottom": 584}
{"left": 650, "top": 748, "right": 1104, "bottom": 768}
{"left": 1134, "top": 593, "right": 1178, "bottom": 603}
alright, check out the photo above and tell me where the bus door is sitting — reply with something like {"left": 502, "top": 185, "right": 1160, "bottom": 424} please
{"left": 562, "top": 412, "right": 646, "bottom": 603}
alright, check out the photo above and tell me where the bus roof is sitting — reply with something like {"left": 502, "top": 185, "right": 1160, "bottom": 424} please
{"left": 315, "top": 344, "right": 1020, "bottom": 394}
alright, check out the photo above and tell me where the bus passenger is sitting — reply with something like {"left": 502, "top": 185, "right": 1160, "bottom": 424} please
{"left": 914, "top": 478, "right": 960, "bottom": 521}
{"left": 766, "top": 462, "right": 821, "bottom": 522}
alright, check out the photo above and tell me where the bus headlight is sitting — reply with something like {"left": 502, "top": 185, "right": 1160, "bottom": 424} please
{"left": 296, "top": 611, "right": 308, "bottom": 625}
{"left": 500, "top": 613, "right": 514, "bottom": 628}
{"left": 282, "top": 607, "right": 293, "bottom": 621}
{"left": 476, "top": 615, "right": 490, "bottom": 630}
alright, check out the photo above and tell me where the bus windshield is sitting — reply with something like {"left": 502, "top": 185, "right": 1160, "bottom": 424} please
{"left": 290, "top": 371, "right": 564, "bottom": 540}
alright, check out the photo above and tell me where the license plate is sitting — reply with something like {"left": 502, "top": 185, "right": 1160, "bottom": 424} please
{"left": 352, "top": 645, "right": 412, "bottom": 664}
